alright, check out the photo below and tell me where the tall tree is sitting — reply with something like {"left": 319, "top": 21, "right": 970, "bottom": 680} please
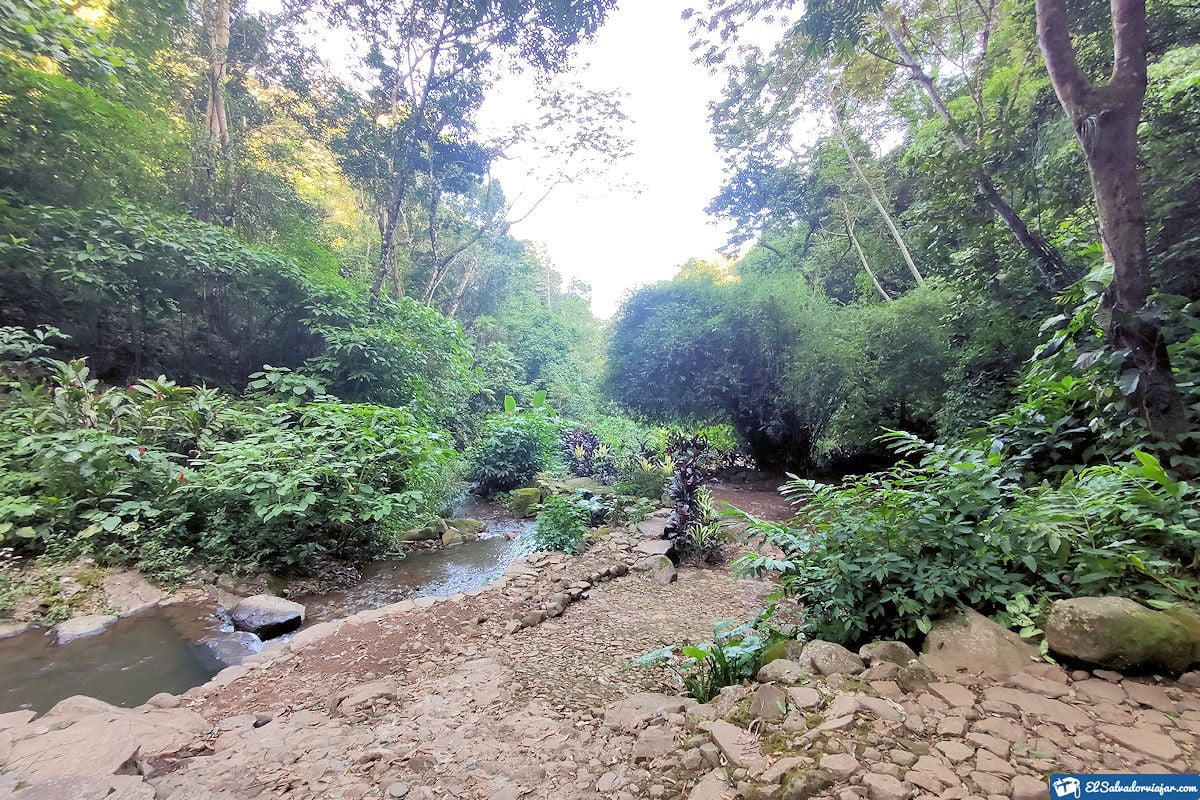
{"left": 1036, "top": 0, "right": 1188, "bottom": 434}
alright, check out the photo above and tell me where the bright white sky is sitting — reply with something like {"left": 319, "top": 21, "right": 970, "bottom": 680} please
{"left": 478, "top": 2, "right": 734, "bottom": 317}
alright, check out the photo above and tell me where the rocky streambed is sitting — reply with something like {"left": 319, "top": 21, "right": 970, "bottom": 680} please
{"left": 0, "top": 500, "right": 534, "bottom": 714}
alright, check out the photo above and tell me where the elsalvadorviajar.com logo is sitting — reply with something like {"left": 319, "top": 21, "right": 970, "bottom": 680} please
{"left": 1051, "top": 774, "right": 1200, "bottom": 799}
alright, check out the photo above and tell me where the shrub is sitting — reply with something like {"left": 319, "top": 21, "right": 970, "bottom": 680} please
{"left": 635, "top": 611, "right": 788, "bottom": 702}
{"left": 467, "top": 394, "right": 563, "bottom": 494}
{"left": 736, "top": 432, "right": 1200, "bottom": 644}
{"left": 562, "top": 426, "right": 609, "bottom": 479}
{"left": 531, "top": 494, "right": 590, "bottom": 554}
{"left": 0, "top": 350, "right": 462, "bottom": 575}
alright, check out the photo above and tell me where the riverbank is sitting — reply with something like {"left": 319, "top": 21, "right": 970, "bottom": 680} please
{"left": 2, "top": 506, "right": 1199, "bottom": 799}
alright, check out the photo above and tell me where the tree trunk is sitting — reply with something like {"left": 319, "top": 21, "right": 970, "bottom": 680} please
{"left": 203, "top": 0, "right": 231, "bottom": 148}
{"left": 830, "top": 98, "right": 925, "bottom": 287}
{"left": 839, "top": 200, "right": 892, "bottom": 301}
{"left": 883, "top": 18, "right": 1073, "bottom": 289}
{"left": 1036, "top": 0, "right": 1188, "bottom": 434}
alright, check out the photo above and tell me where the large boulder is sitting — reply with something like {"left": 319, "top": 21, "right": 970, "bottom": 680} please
{"left": 202, "top": 631, "right": 263, "bottom": 665}
{"left": 1044, "top": 596, "right": 1200, "bottom": 672}
{"left": 230, "top": 595, "right": 305, "bottom": 639}
{"left": 511, "top": 488, "right": 543, "bottom": 518}
{"left": 921, "top": 606, "right": 1036, "bottom": 679}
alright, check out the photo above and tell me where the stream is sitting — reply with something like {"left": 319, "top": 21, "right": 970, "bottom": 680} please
{"left": 0, "top": 500, "right": 532, "bottom": 714}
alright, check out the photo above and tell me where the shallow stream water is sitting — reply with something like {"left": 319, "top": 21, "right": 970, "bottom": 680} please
{"left": 0, "top": 499, "right": 532, "bottom": 713}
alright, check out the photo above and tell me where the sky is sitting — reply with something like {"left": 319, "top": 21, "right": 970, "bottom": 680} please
{"left": 477, "top": 2, "right": 734, "bottom": 317}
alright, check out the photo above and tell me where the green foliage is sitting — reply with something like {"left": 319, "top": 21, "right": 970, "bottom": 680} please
{"left": 635, "top": 611, "right": 788, "bottom": 702}
{"left": 531, "top": 494, "right": 590, "bottom": 555}
{"left": 0, "top": 351, "right": 462, "bottom": 575}
{"left": 736, "top": 433, "right": 1200, "bottom": 644}
{"left": 467, "top": 398, "right": 563, "bottom": 494}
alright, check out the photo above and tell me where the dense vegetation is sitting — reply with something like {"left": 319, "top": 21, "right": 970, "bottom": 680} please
{"left": 2, "top": 0, "right": 1198, "bottom": 654}
{"left": 610, "top": 0, "right": 1200, "bottom": 647}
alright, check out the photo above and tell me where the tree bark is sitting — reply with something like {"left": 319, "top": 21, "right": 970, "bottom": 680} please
{"left": 203, "top": 0, "right": 231, "bottom": 148}
{"left": 1036, "top": 0, "right": 1188, "bottom": 434}
{"left": 882, "top": 18, "right": 1073, "bottom": 289}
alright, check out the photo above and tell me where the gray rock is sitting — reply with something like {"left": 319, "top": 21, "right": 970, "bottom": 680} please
{"left": 604, "top": 692, "right": 695, "bottom": 731}
{"left": 802, "top": 640, "right": 865, "bottom": 676}
{"left": 636, "top": 539, "right": 675, "bottom": 558}
{"left": 632, "top": 727, "right": 675, "bottom": 761}
{"left": 230, "top": 594, "right": 305, "bottom": 639}
{"left": 1044, "top": 596, "right": 1200, "bottom": 673}
{"left": 441, "top": 529, "right": 463, "bottom": 546}
{"left": 637, "top": 555, "right": 677, "bottom": 585}
{"left": 748, "top": 683, "right": 788, "bottom": 720}
{"left": 202, "top": 631, "right": 263, "bottom": 665}
{"left": 921, "top": 606, "right": 1035, "bottom": 679}
{"left": 757, "top": 658, "right": 811, "bottom": 685}
{"left": 51, "top": 614, "right": 118, "bottom": 644}
{"left": 859, "top": 641, "right": 917, "bottom": 666}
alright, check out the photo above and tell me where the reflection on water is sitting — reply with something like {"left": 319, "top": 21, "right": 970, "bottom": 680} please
{"left": 0, "top": 498, "right": 533, "bottom": 713}
{"left": 0, "top": 604, "right": 226, "bottom": 713}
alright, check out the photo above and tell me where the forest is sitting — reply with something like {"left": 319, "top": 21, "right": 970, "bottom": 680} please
{"left": 1, "top": 0, "right": 1198, "bottom": 650}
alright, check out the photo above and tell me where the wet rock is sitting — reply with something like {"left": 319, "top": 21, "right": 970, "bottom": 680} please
{"left": 0, "top": 621, "right": 33, "bottom": 639}
{"left": 859, "top": 641, "right": 917, "bottom": 666}
{"left": 202, "top": 631, "right": 263, "bottom": 665}
{"left": 921, "top": 607, "right": 1036, "bottom": 679}
{"left": 441, "top": 529, "right": 464, "bottom": 546}
{"left": 802, "top": 640, "right": 864, "bottom": 676}
{"left": 445, "top": 518, "right": 485, "bottom": 535}
{"left": 1044, "top": 596, "right": 1200, "bottom": 673}
{"left": 230, "top": 595, "right": 305, "bottom": 639}
{"left": 51, "top": 614, "right": 118, "bottom": 644}
{"left": 511, "top": 488, "right": 543, "bottom": 518}
{"left": 400, "top": 526, "right": 439, "bottom": 542}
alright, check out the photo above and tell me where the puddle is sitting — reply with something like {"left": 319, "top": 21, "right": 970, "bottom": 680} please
{"left": 0, "top": 498, "right": 533, "bottom": 713}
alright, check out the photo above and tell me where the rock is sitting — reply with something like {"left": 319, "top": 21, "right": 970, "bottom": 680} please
{"left": 5, "top": 708, "right": 206, "bottom": 782}
{"left": 638, "top": 555, "right": 677, "bottom": 585}
{"left": 859, "top": 641, "right": 917, "bottom": 666}
{"left": 982, "top": 687, "right": 1091, "bottom": 727}
{"left": 202, "top": 631, "right": 263, "bottom": 665}
{"left": 1007, "top": 672, "right": 1070, "bottom": 698}
{"left": 782, "top": 769, "right": 834, "bottom": 800}
{"left": 636, "top": 517, "right": 669, "bottom": 539}
{"left": 1044, "top": 596, "right": 1200, "bottom": 673}
{"left": 511, "top": 488, "right": 543, "bottom": 517}
{"left": 1100, "top": 723, "right": 1182, "bottom": 761}
{"left": 441, "top": 529, "right": 463, "bottom": 546}
{"left": 636, "top": 539, "right": 675, "bottom": 558}
{"left": 928, "top": 682, "right": 975, "bottom": 708}
{"left": 802, "top": 640, "right": 865, "bottom": 676}
{"left": 145, "top": 693, "right": 180, "bottom": 709}
{"left": 9, "top": 776, "right": 113, "bottom": 800}
{"left": 894, "top": 661, "right": 935, "bottom": 693}
{"left": 757, "top": 659, "right": 811, "bottom": 685}
{"left": 748, "top": 684, "right": 788, "bottom": 720}
{"left": 787, "top": 687, "right": 821, "bottom": 709}
{"left": 1179, "top": 670, "right": 1200, "bottom": 688}
{"left": 921, "top": 607, "right": 1036, "bottom": 679}
{"left": 0, "top": 621, "right": 33, "bottom": 639}
{"left": 230, "top": 595, "right": 305, "bottom": 639}
{"left": 445, "top": 518, "right": 485, "bottom": 535}
{"left": 399, "top": 526, "right": 439, "bottom": 542}
{"left": 336, "top": 679, "right": 399, "bottom": 715}
{"left": 687, "top": 770, "right": 732, "bottom": 800}
{"left": 863, "top": 772, "right": 911, "bottom": 800}
{"left": 819, "top": 754, "right": 859, "bottom": 780}
{"left": 51, "top": 614, "right": 118, "bottom": 644}
{"left": 101, "top": 571, "right": 165, "bottom": 616}
{"left": 632, "top": 727, "right": 676, "bottom": 762}
{"left": 709, "top": 720, "right": 767, "bottom": 772}
{"left": 1010, "top": 776, "right": 1045, "bottom": 800}
{"left": 604, "top": 693, "right": 695, "bottom": 731}
{"left": 387, "top": 781, "right": 411, "bottom": 798}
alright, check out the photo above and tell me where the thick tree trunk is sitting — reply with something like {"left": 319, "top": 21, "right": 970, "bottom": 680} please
{"left": 1036, "top": 0, "right": 1188, "bottom": 434}
{"left": 203, "top": 0, "right": 231, "bottom": 148}
{"left": 883, "top": 19, "right": 1073, "bottom": 289}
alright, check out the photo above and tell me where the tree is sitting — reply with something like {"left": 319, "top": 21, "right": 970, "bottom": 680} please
{"left": 325, "top": 0, "right": 615, "bottom": 300}
{"left": 1036, "top": 0, "right": 1189, "bottom": 434}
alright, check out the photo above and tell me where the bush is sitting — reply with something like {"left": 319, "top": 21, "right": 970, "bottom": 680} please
{"left": 531, "top": 494, "right": 590, "bottom": 554}
{"left": 467, "top": 395, "right": 563, "bottom": 494}
{"left": 0, "top": 349, "right": 462, "bottom": 575}
{"left": 736, "top": 432, "right": 1200, "bottom": 644}
{"left": 635, "top": 611, "right": 789, "bottom": 702}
